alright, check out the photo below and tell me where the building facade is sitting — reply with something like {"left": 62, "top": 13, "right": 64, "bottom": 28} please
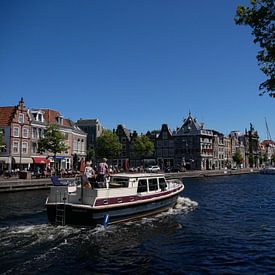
{"left": 0, "top": 99, "right": 87, "bottom": 173}
{"left": 0, "top": 98, "right": 32, "bottom": 172}
{"left": 155, "top": 124, "right": 174, "bottom": 170}
{"left": 174, "top": 113, "right": 214, "bottom": 170}
{"left": 76, "top": 119, "right": 103, "bottom": 151}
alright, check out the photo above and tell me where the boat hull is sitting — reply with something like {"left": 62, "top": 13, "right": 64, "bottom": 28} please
{"left": 47, "top": 193, "right": 180, "bottom": 226}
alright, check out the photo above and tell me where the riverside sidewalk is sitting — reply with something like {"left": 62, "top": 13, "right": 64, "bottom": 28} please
{"left": 0, "top": 168, "right": 259, "bottom": 193}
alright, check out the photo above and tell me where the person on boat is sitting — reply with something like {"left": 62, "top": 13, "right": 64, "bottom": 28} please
{"left": 97, "top": 158, "right": 110, "bottom": 186}
{"left": 84, "top": 160, "right": 96, "bottom": 187}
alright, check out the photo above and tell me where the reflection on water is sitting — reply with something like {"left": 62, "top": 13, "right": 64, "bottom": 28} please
{"left": 0, "top": 174, "right": 275, "bottom": 274}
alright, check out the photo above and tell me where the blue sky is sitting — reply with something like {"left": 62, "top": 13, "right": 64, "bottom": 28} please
{"left": 0, "top": 0, "right": 274, "bottom": 139}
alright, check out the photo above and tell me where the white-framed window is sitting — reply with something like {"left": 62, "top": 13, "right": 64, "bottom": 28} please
{"left": 81, "top": 139, "right": 84, "bottom": 152}
{"left": 13, "top": 127, "right": 19, "bottom": 137}
{"left": 77, "top": 139, "right": 80, "bottom": 152}
{"left": 18, "top": 114, "right": 24, "bottom": 124}
{"left": 22, "top": 142, "right": 28, "bottom": 154}
{"left": 73, "top": 139, "right": 77, "bottom": 151}
{"left": 23, "top": 128, "right": 29, "bottom": 138}
{"left": 32, "top": 142, "right": 37, "bottom": 153}
{"left": 32, "top": 127, "right": 37, "bottom": 139}
{"left": 38, "top": 113, "right": 43, "bottom": 122}
{"left": 13, "top": 141, "right": 19, "bottom": 153}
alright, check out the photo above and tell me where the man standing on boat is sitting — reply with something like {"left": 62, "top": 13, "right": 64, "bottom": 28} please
{"left": 84, "top": 160, "right": 95, "bottom": 187}
{"left": 97, "top": 158, "right": 110, "bottom": 186}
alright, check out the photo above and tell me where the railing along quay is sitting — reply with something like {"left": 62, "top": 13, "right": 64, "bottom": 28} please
{"left": 0, "top": 169, "right": 259, "bottom": 193}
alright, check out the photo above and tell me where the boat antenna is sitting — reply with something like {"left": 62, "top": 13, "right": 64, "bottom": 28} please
{"left": 265, "top": 117, "right": 272, "bottom": 140}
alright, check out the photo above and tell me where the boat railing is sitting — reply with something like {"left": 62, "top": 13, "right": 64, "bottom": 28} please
{"left": 166, "top": 179, "right": 183, "bottom": 190}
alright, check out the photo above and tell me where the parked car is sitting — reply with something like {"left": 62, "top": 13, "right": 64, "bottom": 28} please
{"left": 146, "top": 165, "right": 161, "bottom": 173}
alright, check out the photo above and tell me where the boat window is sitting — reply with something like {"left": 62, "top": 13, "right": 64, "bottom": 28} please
{"left": 159, "top": 177, "right": 167, "bottom": 191}
{"left": 110, "top": 177, "right": 129, "bottom": 187}
{"left": 137, "top": 179, "right": 147, "bottom": 193}
{"left": 148, "top": 178, "right": 158, "bottom": 191}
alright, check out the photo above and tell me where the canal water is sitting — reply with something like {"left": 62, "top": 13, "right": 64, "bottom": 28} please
{"left": 0, "top": 174, "right": 274, "bottom": 274}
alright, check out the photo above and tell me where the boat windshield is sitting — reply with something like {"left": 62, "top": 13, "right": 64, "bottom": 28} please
{"left": 110, "top": 177, "right": 129, "bottom": 187}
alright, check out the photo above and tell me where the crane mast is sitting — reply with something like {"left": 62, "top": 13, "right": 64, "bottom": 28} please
{"left": 265, "top": 117, "right": 272, "bottom": 140}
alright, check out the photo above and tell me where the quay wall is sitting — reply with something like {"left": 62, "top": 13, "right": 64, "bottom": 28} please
{"left": 0, "top": 169, "right": 259, "bottom": 193}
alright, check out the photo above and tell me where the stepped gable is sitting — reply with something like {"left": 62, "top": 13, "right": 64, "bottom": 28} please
{"left": 0, "top": 106, "right": 16, "bottom": 126}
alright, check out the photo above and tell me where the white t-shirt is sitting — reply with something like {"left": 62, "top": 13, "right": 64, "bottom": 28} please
{"left": 85, "top": 166, "right": 94, "bottom": 178}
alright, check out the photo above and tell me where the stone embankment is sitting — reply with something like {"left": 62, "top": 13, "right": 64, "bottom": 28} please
{"left": 0, "top": 168, "right": 259, "bottom": 193}
{"left": 165, "top": 168, "right": 259, "bottom": 180}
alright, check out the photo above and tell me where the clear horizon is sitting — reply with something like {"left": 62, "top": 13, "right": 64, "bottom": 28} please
{"left": 0, "top": 0, "right": 274, "bottom": 139}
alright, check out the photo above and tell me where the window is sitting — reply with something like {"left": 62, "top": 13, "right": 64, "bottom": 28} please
{"left": 23, "top": 128, "right": 29, "bottom": 138}
{"left": 22, "top": 142, "right": 28, "bottom": 154}
{"left": 13, "top": 127, "right": 19, "bottom": 137}
{"left": 148, "top": 178, "right": 158, "bottom": 191}
{"left": 32, "top": 142, "right": 37, "bottom": 153}
{"left": 13, "top": 141, "right": 19, "bottom": 153}
{"left": 77, "top": 139, "right": 80, "bottom": 151}
{"left": 81, "top": 139, "right": 84, "bottom": 152}
{"left": 32, "top": 128, "right": 37, "bottom": 139}
{"left": 18, "top": 114, "right": 24, "bottom": 124}
{"left": 111, "top": 177, "right": 129, "bottom": 187}
{"left": 159, "top": 178, "right": 167, "bottom": 191}
{"left": 137, "top": 179, "right": 147, "bottom": 193}
{"left": 38, "top": 113, "right": 43, "bottom": 122}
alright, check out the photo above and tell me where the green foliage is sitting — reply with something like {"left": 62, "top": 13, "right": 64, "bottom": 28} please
{"left": 96, "top": 130, "right": 122, "bottom": 160}
{"left": 235, "top": 0, "right": 275, "bottom": 97}
{"left": 86, "top": 148, "right": 95, "bottom": 161}
{"left": 233, "top": 149, "right": 244, "bottom": 165}
{"left": 133, "top": 135, "right": 155, "bottom": 157}
{"left": 38, "top": 124, "right": 68, "bottom": 156}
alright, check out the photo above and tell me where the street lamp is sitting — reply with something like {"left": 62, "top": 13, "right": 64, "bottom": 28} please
{"left": 19, "top": 121, "right": 23, "bottom": 171}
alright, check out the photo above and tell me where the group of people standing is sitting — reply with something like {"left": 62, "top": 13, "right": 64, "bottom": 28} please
{"left": 83, "top": 158, "right": 110, "bottom": 188}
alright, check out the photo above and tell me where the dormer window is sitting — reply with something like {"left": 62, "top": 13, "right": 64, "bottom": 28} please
{"left": 38, "top": 113, "right": 43, "bottom": 122}
{"left": 56, "top": 116, "right": 63, "bottom": 125}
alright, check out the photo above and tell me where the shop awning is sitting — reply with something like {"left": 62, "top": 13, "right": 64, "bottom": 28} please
{"left": 12, "top": 157, "right": 33, "bottom": 164}
{"left": 32, "top": 157, "right": 50, "bottom": 164}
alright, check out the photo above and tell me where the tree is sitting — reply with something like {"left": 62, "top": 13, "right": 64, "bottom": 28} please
{"left": 86, "top": 148, "right": 95, "bottom": 162}
{"left": 235, "top": 0, "right": 275, "bottom": 97}
{"left": 38, "top": 124, "right": 69, "bottom": 173}
{"left": 96, "top": 130, "right": 122, "bottom": 161}
{"left": 133, "top": 135, "right": 154, "bottom": 158}
{"left": 233, "top": 149, "right": 244, "bottom": 167}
